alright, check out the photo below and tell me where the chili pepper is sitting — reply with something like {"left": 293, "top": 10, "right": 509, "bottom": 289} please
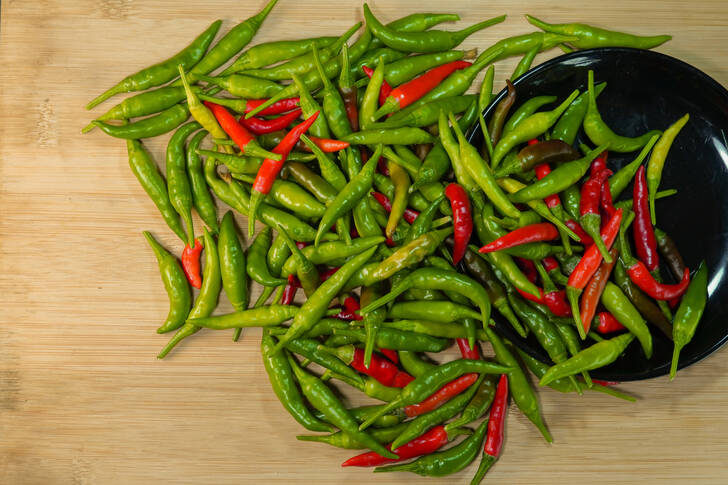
{"left": 260, "top": 332, "right": 335, "bottom": 433}
{"left": 295, "top": 71, "right": 334, "bottom": 138}
{"left": 374, "top": 60, "right": 472, "bottom": 118}
{"left": 276, "top": 225, "right": 320, "bottom": 297}
{"left": 606, "top": 134, "right": 659, "bottom": 200}
{"left": 631, "top": 165, "right": 659, "bottom": 272}
{"left": 272, "top": 247, "right": 378, "bottom": 353}
{"left": 550, "top": 82, "right": 606, "bottom": 145}
{"left": 647, "top": 113, "right": 689, "bottom": 224}
{"left": 298, "top": 422, "right": 409, "bottom": 450}
{"left": 93, "top": 103, "right": 190, "bottom": 140}
{"left": 86, "top": 20, "right": 222, "bottom": 109}
{"left": 479, "top": 223, "right": 559, "bottom": 254}
{"left": 360, "top": 358, "right": 509, "bottom": 431}
{"left": 595, "top": 312, "right": 625, "bottom": 334}
{"left": 338, "top": 44, "right": 360, "bottom": 132}
{"left": 181, "top": 238, "right": 204, "bottom": 289}
{"left": 321, "top": 345, "right": 410, "bottom": 388}
{"left": 381, "top": 95, "right": 475, "bottom": 132}
{"left": 600, "top": 177, "right": 617, "bottom": 220}
{"left": 371, "top": 192, "right": 419, "bottom": 224}
{"left": 143, "top": 231, "right": 191, "bottom": 334}
{"left": 391, "top": 375, "right": 482, "bottom": 450}
{"left": 495, "top": 139, "right": 581, "bottom": 179}
{"left": 185, "top": 304, "right": 297, "bottom": 330}
{"left": 245, "top": 226, "right": 286, "bottom": 287}
{"left": 158, "top": 227, "right": 221, "bottom": 358}
{"left": 403, "top": 195, "right": 445, "bottom": 245}
{"left": 198, "top": 72, "right": 285, "bottom": 99}
{"left": 444, "top": 183, "right": 472, "bottom": 264}
{"left": 237, "top": 109, "right": 302, "bottom": 135}
{"left": 343, "top": 425, "right": 456, "bottom": 467}
{"left": 439, "top": 110, "right": 479, "bottom": 193}
{"left": 357, "top": 285, "right": 386, "bottom": 368}
{"left": 488, "top": 80, "right": 517, "bottom": 147}
{"left": 512, "top": 40, "right": 541, "bottom": 79}
{"left": 525, "top": 15, "right": 672, "bottom": 49}
{"left": 491, "top": 90, "right": 579, "bottom": 168}
{"left": 361, "top": 65, "right": 393, "bottom": 107}
{"left": 476, "top": 65, "right": 496, "bottom": 160}
{"left": 580, "top": 167, "right": 613, "bottom": 261}
{"left": 613, "top": 259, "right": 672, "bottom": 339}
{"left": 286, "top": 354, "right": 398, "bottom": 459}
{"left": 600, "top": 282, "right": 653, "bottom": 358}
{"left": 223, "top": 35, "right": 337, "bottom": 74}
{"left": 204, "top": 101, "right": 280, "bottom": 160}
{"left": 281, "top": 275, "right": 300, "bottom": 305}
{"left": 332, "top": 327, "right": 450, "bottom": 353}
{"left": 385, "top": 160, "right": 412, "bottom": 238}
{"left": 374, "top": 406, "right": 488, "bottom": 476}
{"left": 183, "top": 133, "right": 219, "bottom": 234}
{"left": 342, "top": 127, "right": 436, "bottom": 146}
{"left": 470, "top": 373, "right": 508, "bottom": 484}
{"left": 285, "top": 339, "right": 364, "bottom": 386}
{"left": 367, "top": 12, "right": 465, "bottom": 52}
{"left": 312, "top": 404, "right": 404, "bottom": 429}
{"left": 249, "top": 113, "right": 320, "bottom": 236}
{"left": 127, "top": 139, "right": 186, "bottom": 241}
{"left": 314, "top": 145, "right": 382, "bottom": 246}
{"left": 388, "top": 301, "right": 481, "bottom": 324}
{"left": 670, "top": 261, "right": 708, "bottom": 379}
{"left": 510, "top": 145, "right": 606, "bottom": 203}
{"left": 566, "top": 208, "right": 622, "bottom": 338}
{"left": 398, "top": 351, "right": 437, "bottom": 378}
{"left": 654, "top": 228, "right": 686, "bottom": 281}
{"left": 450, "top": 115, "right": 521, "bottom": 218}
{"left": 359, "top": 57, "right": 388, "bottom": 130}
{"left": 404, "top": 373, "right": 478, "bottom": 418}
{"left": 579, "top": 246, "right": 618, "bottom": 334}
{"left": 364, "top": 228, "right": 451, "bottom": 284}
{"left": 540, "top": 333, "right": 635, "bottom": 386}
{"left": 364, "top": 5, "right": 504, "bottom": 54}
{"left": 381, "top": 319, "right": 482, "bottom": 341}
{"left": 201, "top": 96, "right": 300, "bottom": 119}
{"left": 584, "top": 71, "right": 661, "bottom": 152}
{"left": 280, "top": 236, "right": 384, "bottom": 277}
{"left": 166, "top": 122, "right": 201, "bottom": 246}
{"left": 501, "top": 96, "right": 557, "bottom": 141}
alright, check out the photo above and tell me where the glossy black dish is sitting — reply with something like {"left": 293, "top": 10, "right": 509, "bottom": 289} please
{"left": 467, "top": 47, "right": 728, "bottom": 381}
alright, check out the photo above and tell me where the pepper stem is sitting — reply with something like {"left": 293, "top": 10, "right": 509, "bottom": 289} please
{"left": 670, "top": 344, "right": 682, "bottom": 380}
{"left": 470, "top": 453, "right": 497, "bottom": 485}
{"left": 566, "top": 286, "right": 586, "bottom": 339}
{"left": 359, "top": 398, "right": 402, "bottom": 431}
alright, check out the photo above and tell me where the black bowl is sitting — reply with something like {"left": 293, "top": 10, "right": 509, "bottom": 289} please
{"left": 467, "top": 47, "right": 728, "bottom": 381}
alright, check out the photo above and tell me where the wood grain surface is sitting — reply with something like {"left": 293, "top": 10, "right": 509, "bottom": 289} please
{"left": 2, "top": 1, "right": 728, "bottom": 483}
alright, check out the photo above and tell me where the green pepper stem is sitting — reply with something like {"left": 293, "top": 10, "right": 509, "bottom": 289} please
{"left": 670, "top": 344, "right": 682, "bottom": 380}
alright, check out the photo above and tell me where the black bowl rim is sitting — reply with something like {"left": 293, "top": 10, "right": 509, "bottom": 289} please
{"left": 466, "top": 46, "right": 728, "bottom": 381}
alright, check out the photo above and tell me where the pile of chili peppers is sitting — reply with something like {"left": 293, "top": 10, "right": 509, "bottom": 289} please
{"left": 85, "top": 2, "right": 710, "bottom": 481}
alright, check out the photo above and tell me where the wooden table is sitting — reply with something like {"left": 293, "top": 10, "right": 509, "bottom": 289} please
{"left": 2, "top": 1, "right": 728, "bottom": 483}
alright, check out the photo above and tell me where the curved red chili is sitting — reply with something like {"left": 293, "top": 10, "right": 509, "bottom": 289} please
{"left": 515, "top": 257, "right": 539, "bottom": 285}
{"left": 380, "top": 348, "right": 399, "bottom": 364}
{"left": 564, "top": 219, "right": 594, "bottom": 246}
{"left": 341, "top": 425, "right": 450, "bottom": 467}
{"left": 457, "top": 338, "right": 479, "bottom": 360}
{"left": 281, "top": 274, "right": 300, "bottom": 305}
{"left": 596, "top": 311, "right": 626, "bottom": 334}
{"left": 590, "top": 150, "right": 608, "bottom": 176}
{"left": 534, "top": 163, "right": 562, "bottom": 209}
{"left": 371, "top": 191, "right": 419, "bottom": 224}
{"left": 404, "top": 372, "right": 479, "bottom": 417}
{"left": 479, "top": 222, "right": 559, "bottom": 253}
{"left": 600, "top": 177, "right": 616, "bottom": 220}
{"left": 245, "top": 97, "right": 300, "bottom": 116}
{"left": 632, "top": 165, "right": 659, "bottom": 271}
{"left": 483, "top": 373, "right": 508, "bottom": 458}
{"left": 627, "top": 264, "right": 691, "bottom": 300}
{"left": 238, "top": 108, "right": 302, "bottom": 135}
{"left": 205, "top": 101, "right": 256, "bottom": 149}
{"left": 542, "top": 256, "right": 560, "bottom": 273}
{"left": 181, "top": 238, "right": 203, "bottom": 289}
{"left": 445, "top": 183, "right": 472, "bottom": 265}
{"left": 567, "top": 209, "right": 623, "bottom": 291}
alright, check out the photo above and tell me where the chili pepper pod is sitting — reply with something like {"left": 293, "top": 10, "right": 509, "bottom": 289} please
{"left": 580, "top": 167, "right": 614, "bottom": 262}
{"left": 479, "top": 222, "right": 559, "bottom": 253}
{"left": 181, "top": 238, "right": 204, "bottom": 289}
{"left": 579, "top": 246, "right": 618, "bottom": 335}
{"left": 445, "top": 183, "right": 473, "bottom": 264}
{"left": 670, "top": 262, "right": 709, "bottom": 379}
{"left": 342, "top": 425, "right": 456, "bottom": 467}
{"left": 470, "top": 373, "right": 509, "bottom": 485}
{"left": 646, "top": 113, "right": 690, "bottom": 224}
{"left": 204, "top": 101, "right": 281, "bottom": 160}
{"left": 298, "top": 422, "right": 409, "bottom": 450}
{"left": 632, "top": 165, "right": 659, "bottom": 271}
{"left": 596, "top": 312, "right": 625, "bottom": 334}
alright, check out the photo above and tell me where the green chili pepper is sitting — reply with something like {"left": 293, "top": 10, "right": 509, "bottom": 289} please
{"left": 341, "top": 128, "right": 435, "bottom": 146}
{"left": 551, "top": 82, "right": 606, "bottom": 145}
{"left": 404, "top": 195, "right": 446, "bottom": 244}
{"left": 378, "top": 95, "right": 475, "bottom": 132}
{"left": 175, "top": 0, "right": 278, "bottom": 85}
{"left": 234, "top": 174, "right": 327, "bottom": 219}
{"left": 292, "top": 73, "right": 332, "bottom": 139}
{"left": 246, "top": 226, "right": 286, "bottom": 287}
{"left": 540, "top": 333, "right": 636, "bottom": 386}
{"left": 260, "top": 332, "right": 334, "bottom": 433}
{"left": 283, "top": 162, "right": 337, "bottom": 204}
{"left": 385, "top": 50, "right": 467, "bottom": 86}
{"left": 218, "top": 211, "right": 248, "bottom": 319}
{"left": 670, "top": 262, "right": 708, "bottom": 379}
{"left": 272, "top": 247, "right": 378, "bottom": 353}
{"left": 445, "top": 375, "right": 497, "bottom": 432}
{"left": 315, "top": 145, "right": 382, "bottom": 246}
{"left": 398, "top": 351, "right": 437, "bottom": 378}
{"left": 511, "top": 42, "right": 540, "bottom": 80}
{"left": 381, "top": 320, "right": 483, "bottom": 340}
{"left": 492, "top": 89, "right": 579, "bottom": 168}
{"left": 386, "top": 160, "right": 411, "bottom": 238}
{"left": 158, "top": 227, "right": 221, "bottom": 358}
{"left": 185, "top": 132, "right": 219, "bottom": 233}
{"left": 360, "top": 284, "right": 387, "bottom": 368}
{"left": 166, "top": 122, "right": 201, "bottom": 246}
{"left": 223, "top": 36, "right": 337, "bottom": 74}
{"left": 475, "top": 31, "right": 577, "bottom": 66}
{"left": 485, "top": 326, "right": 552, "bottom": 441}
{"left": 502, "top": 95, "right": 557, "bottom": 138}
{"left": 608, "top": 134, "right": 660, "bottom": 200}
{"left": 312, "top": 404, "right": 405, "bottom": 428}
{"left": 374, "top": 416, "right": 488, "bottom": 476}
{"left": 126, "top": 139, "right": 186, "bottom": 242}
{"left": 310, "top": 46, "right": 354, "bottom": 139}
{"left": 600, "top": 282, "right": 653, "bottom": 359}
{"left": 285, "top": 338, "right": 364, "bottom": 386}
{"left": 93, "top": 104, "right": 190, "bottom": 140}
{"left": 388, "top": 301, "right": 482, "bottom": 323}
{"left": 186, "top": 305, "right": 297, "bottom": 329}
{"left": 198, "top": 73, "right": 284, "bottom": 99}
{"left": 86, "top": 20, "right": 222, "bottom": 109}
{"left": 280, "top": 236, "right": 384, "bottom": 277}
{"left": 367, "top": 12, "right": 463, "bottom": 51}
{"left": 286, "top": 354, "right": 398, "bottom": 459}
{"left": 143, "top": 231, "right": 191, "bottom": 334}
{"left": 584, "top": 71, "right": 661, "bottom": 152}
{"left": 525, "top": 15, "right": 671, "bottom": 49}
{"left": 360, "top": 57, "right": 386, "bottom": 130}
{"left": 510, "top": 144, "right": 607, "bottom": 203}
{"left": 332, "top": 327, "right": 451, "bottom": 352}
{"left": 646, "top": 113, "right": 689, "bottom": 224}
{"left": 366, "top": 228, "right": 452, "bottom": 283}
{"left": 391, "top": 375, "right": 483, "bottom": 450}
{"left": 277, "top": 225, "right": 320, "bottom": 297}
{"left": 297, "top": 422, "right": 409, "bottom": 449}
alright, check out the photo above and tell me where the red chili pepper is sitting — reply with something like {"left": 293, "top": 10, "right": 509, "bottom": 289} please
{"left": 543, "top": 289, "right": 572, "bottom": 317}
{"left": 380, "top": 61, "right": 471, "bottom": 112}
{"left": 471, "top": 373, "right": 509, "bottom": 481}
{"left": 343, "top": 296, "right": 363, "bottom": 321}
{"left": 632, "top": 165, "right": 659, "bottom": 272}
{"left": 404, "top": 373, "right": 479, "bottom": 417}
{"left": 349, "top": 347, "right": 406, "bottom": 386}
{"left": 297, "top": 135, "right": 350, "bottom": 153}
{"left": 371, "top": 191, "right": 419, "bottom": 224}
{"left": 479, "top": 223, "right": 559, "bottom": 253}
{"left": 391, "top": 371, "right": 415, "bottom": 388}
{"left": 516, "top": 286, "right": 545, "bottom": 304}
{"left": 281, "top": 274, "right": 300, "bottom": 305}
{"left": 205, "top": 101, "right": 257, "bottom": 151}
{"left": 542, "top": 256, "right": 560, "bottom": 273}
{"left": 238, "top": 109, "right": 302, "bottom": 135}
{"left": 590, "top": 150, "right": 608, "bottom": 177}
{"left": 600, "top": 177, "right": 616, "bottom": 220}
{"left": 252, "top": 112, "right": 319, "bottom": 195}
{"left": 380, "top": 348, "right": 399, "bottom": 364}
{"left": 457, "top": 338, "right": 480, "bottom": 360}
{"left": 244, "top": 97, "right": 300, "bottom": 116}
{"left": 580, "top": 168, "right": 612, "bottom": 217}
{"left": 534, "top": 163, "right": 562, "bottom": 209}
{"left": 564, "top": 219, "right": 594, "bottom": 246}
{"left": 341, "top": 425, "right": 450, "bottom": 467}
{"left": 595, "top": 311, "right": 626, "bottom": 334}
{"left": 361, "top": 65, "right": 393, "bottom": 106}
{"left": 181, "top": 238, "right": 203, "bottom": 289}
{"left": 444, "top": 183, "right": 472, "bottom": 265}
{"left": 579, "top": 246, "right": 618, "bottom": 334}
{"left": 515, "top": 257, "right": 539, "bottom": 285}
{"left": 566, "top": 209, "right": 623, "bottom": 337}
{"left": 319, "top": 266, "right": 339, "bottom": 282}
{"left": 627, "top": 263, "right": 691, "bottom": 300}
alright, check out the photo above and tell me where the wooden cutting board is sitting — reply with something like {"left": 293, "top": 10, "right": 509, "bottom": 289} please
{"left": 2, "top": 1, "right": 728, "bottom": 483}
